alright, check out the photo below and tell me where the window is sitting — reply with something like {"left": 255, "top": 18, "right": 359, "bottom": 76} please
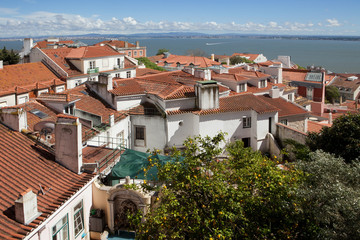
{"left": 89, "top": 61, "right": 96, "bottom": 69}
{"left": 306, "top": 87, "right": 313, "bottom": 100}
{"left": 52, "top": 215, "right": 68, "bottom": 240}
{"left": 239, "top": 83, "right": 246, "bottom": 92}
{"left": 242, "top": 137, "right": 251, "bottom": 148}
{"left": 280, "top": 119, "right": 288, "bottom": 125}
{"left": 134, "top": 51, "right": 137, "bottom": 56}
{"left": 243, "top": 117, "right": 251, "bottom": 128}
{"left": 115, "top": 73, "right": 120, "bottom": 78}
{"left": 288, "top": 93, "right": 293, "bottom": 101}
{"left": 117, "top": 58, "right": 121, "bottom": 67}
{"left": 128, "top": 51, "right": 131, "bottom": 56}
{"left": 135, "top": 126, "right": 145, "bottom": 140}
{"left": 126, "top": 71, "right": 131, "bottom": 78}
{"left": 29, "top": 109, "right": 48, "bottom": 119}
{"left": 260, "top": 80, "right": 266, "bottom": 88}
{"left": 73, "top": 201, "right": 84, "bottom": 237}
{"left": 139, "top": 50, "right": 143, "bottom": 56}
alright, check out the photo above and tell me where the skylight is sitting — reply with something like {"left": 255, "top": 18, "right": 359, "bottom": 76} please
{"left": 29, "top": 109, "right": 48, "bottom": 119}
{"left": 80, "top": 90, "right": 89, "bottom": 95}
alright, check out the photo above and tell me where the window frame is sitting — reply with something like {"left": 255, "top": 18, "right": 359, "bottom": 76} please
{"left": 73, "top": 200, "right": 84, "bottom": 238}
{"left": 52, "top": 214, "right": 69, "bottom": 240}
{"left": 243, "top": 116, "right": 251, "bottom": 128}
{"left": 89, "top": 61, "right": 96, "bottom": 69}
{"left": 126, "top": 71, "right": 131, "bottom": 78}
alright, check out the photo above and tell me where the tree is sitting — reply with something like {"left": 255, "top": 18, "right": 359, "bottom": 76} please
{"left": 156, "top": 48, "right": 170, "bottom": 55}
{"left": 296, "top": 150, "right": 360, "bottom": 239}
{"left": 230, "top": 55, "right": 254, "bottom": 65}
{"left": 136, "top": 57, "right": 166, "bottom": 71}
{"left": 325, "top": 85, "right": 340, "bottom": 104}
{"left": 131, "top": 134, "right": 306, "bottom": 239}
{"left": 185, "top": 49, "right": 207, "bottom": 57}
{"left": 0, "top": 47, "right": 20, "bottom": 65}
{"left": 306, "top": 113, "right": 360, "bottom": 163}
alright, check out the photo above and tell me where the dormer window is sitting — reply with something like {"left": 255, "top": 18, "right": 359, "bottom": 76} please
{"left": 260, "top": 80, "right": 266, "bottom": 88}
{"left": 239, "top": 83, "right": 246, "bottom": 92}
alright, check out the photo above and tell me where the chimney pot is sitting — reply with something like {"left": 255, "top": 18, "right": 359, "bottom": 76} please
{"left": 15, "top": 189, "right": 41, "bottom": 225}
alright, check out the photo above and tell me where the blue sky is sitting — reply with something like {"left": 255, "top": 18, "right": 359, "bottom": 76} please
{"left": 1, "top": 0, "right": 360, "bottom": 37}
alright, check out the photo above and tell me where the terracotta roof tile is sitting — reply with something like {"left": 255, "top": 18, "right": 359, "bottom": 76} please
{"left": 136, "top": 68, "right": 163, "bottom": 77}
{"left": 34, "top": 40, "right": 74, "bottom": 49}
{"left": 0, "top": 62, "right": 64, "bottom": 96}
{"left": 0, "top": 123, "right": 94, "bottom": 239}
{"left": 307, "top": 121, "right": 331, "bottom": 133}
{"left": 66, "top": 45, "right": 122, "bottom": 59}
{"left": 151, "top": 54, "right": 220, "bottom": 68}
{"left": 259, "top": 95, "right": 308, "bottom": 117}
{"left": 167, "top": 93, "right": 278, "bottom": 115}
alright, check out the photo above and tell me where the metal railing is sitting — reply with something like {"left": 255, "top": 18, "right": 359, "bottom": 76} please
{"left": 87, "top": 67, "right": 99, "bottom": 74}
{"left": 86, "top": 135, "right": 127, "bottom": 149}
{"left": 96, "top": 143, "right": 124, "bottom": 175}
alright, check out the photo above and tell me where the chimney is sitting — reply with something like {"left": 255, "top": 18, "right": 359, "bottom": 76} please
{"left": 211, "top": 54, "right": 215, "bottom": 61}
{"left": 0, "top": 60, "right": 3, "bottom": 69}
{"left": 55, "top": 115, "right": 83, "bottom": 174}
{"left": 23, "top": 38, "right": 33, "bottom": 55}
{"left": 0, "top": 108, "right": 27, "bottom": 131}
{"left": 15, "top": 189, "right": 41, "bottom": 225}
{"left": 136, "top": 41, "right": 139, "bottom": 48}
{"left": 125, "top": 42, "right": 128, "bottom": 48}
{"left": 98, "top": 73, "right": 113, "bottom": 91}
{"left": 329, "top": 112, "right": 333, "bottom": 124}
{"left": 195, "top": 81, "right": 219, "bottom": 110}
{"left": 194, "top": 69, "right": 211, "bottom": 80}
{"left": 269, "top": 87, "right": 280, "bottom": 98}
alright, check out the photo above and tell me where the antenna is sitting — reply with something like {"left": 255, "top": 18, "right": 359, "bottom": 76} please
{"left": 33, "top": 121, "right": 55, "bottom": 143}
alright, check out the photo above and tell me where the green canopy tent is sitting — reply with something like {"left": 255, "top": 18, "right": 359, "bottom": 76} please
{"left": 109, "top": 149, "right": 183, "bottom": 181}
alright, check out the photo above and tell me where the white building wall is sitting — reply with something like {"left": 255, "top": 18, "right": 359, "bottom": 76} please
{"left": 116, "top": 96, "right": 144, "bottom": 111}
{"left": 67, "top": 76, "right": 89, "bottom": 89}
{"left": 55, "top": 85, "right": 66, "bottom": 93}
{"left": 165, "top": 98, "right": 196, "bottom": 111}
{"left": 167, "top": 113, "right": 198, "bottom": 147}
{"left": 29, "top": 48, "right": 68, "bottom": 77}
{"left": 130, "top": 115, "right": 166, "bottom": 152}
{"left": 254, "top": 54, "right": 268, "bottom": 63}
{"left": 17, "top": 93, "right": 30, "bottom": 105}
{"left": 255, "top": 112, "right": 278, "bottom": 151}
{"left": 26, "top": 179, "right": 95, "bottom": 240}
{"left": 0, "top": 94, "right": 16, "bottom": 107}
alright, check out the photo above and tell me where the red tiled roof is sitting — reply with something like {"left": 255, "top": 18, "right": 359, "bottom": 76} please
{"left": 136, "top": 68, "right": 163, "bottom": 77}
{"left": 0, "top": 123, "right": 94, "bottom": 239}
{"left": 282, "top": 69, "right": 309, "bottom": 82}
{"left": 329, "top": 74, "right": 360, "bottom": 92}
{"left": 307, "top": 121, "right": 331, "bottom": 133}
{"left": 259, "top": 95, "right": 308, "bottom": 117}
{"left": 167, "top": 93, "right": 279, "bottom": 115}
{"left": 34, "top": 40, "right": 74, "bottom": 49}
{"left": 94, "top": 40, "right": 136, "bottom": 48}
{"left": 152, "top": 54, "right": 220, "bottom": 68}
{"left": 66, "top": 45, "right": 122, "bottom": 59}
{"left": 111, "top": 71, "right": 227, "bottom": 100}
{"left": 62, "top": 85, "right": 126, "bottom": 123}
{"left": 41, "top": 48, "right": 83, "bottom": 77}
{"left": 0, "top": 62, "right": 64, "bottom": 96}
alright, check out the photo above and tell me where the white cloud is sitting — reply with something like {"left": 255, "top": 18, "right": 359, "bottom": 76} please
{"left": 0, "top": 7, "right": 18, "bottom": 15}
{"left": 0, "top": 12, "right": 349, "bottom": 37}
{"left": 326, "top": 18, "right": 340, "bottom": 27}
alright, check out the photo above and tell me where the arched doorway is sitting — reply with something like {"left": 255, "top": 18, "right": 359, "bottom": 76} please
{"left": 114, "top": 199, "right": 137, "bottom": 230}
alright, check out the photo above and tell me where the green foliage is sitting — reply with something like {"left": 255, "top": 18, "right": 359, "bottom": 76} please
{"left": 0, "top": 47, "right": 20, "bottom": 65}
{"left": 156, "top": 48, "right": 170, "bottom": 55}
{"left": 296, "top": 150, "right": 360, "bottom": 239}
{"left": 325, "top": 85, "right": 340, "bottom": 104}
{"left": 136, "top": 57, "right": 166, "bottom": 71}
{"left": 132, "top": 133, "right": 306, "bottom": 239}
{"left": 283, "top": 139, "right": 311, "bottom": 161}
{"left": 230, "top": 55, "right": 254, "bottom": 65}
{"left": 296, "top": 64, "right": 306, "bottom": 70}
{"left": 185, "top": 49, "right": 208, "bottom": 57}
{"left": 306, "top": 113, "right": 360, "bottom": 163}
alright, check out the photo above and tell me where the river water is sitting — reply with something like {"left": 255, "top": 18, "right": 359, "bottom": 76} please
{"left": 1, "top": 38, "right": 359, "bottom": 73}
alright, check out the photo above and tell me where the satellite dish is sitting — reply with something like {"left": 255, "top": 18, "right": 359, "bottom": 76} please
{"left": 34, "top": 121, "right": 55, "bottom": 135}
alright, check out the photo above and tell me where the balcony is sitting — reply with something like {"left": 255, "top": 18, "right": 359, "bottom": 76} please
{"left": 87, "top": 67, "right": 99, "bottom": 74}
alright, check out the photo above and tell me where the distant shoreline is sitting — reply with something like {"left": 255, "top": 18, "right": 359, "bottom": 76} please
{"left": 1, "top": 34, "right": 360, "bottom": 42}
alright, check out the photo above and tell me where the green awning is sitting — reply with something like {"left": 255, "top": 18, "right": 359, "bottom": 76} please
{"left": 109, "top": 149, "right": 182, "bottom": 180}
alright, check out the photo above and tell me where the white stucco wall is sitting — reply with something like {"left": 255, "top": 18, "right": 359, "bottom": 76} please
{"left": 17, "top": 93, "right": 30, "bottom": 105}
{"left": 67, "top": 76, "right": 90, "bottom": 89}
{"left": 26, "top": 178, "right": 95, "bottom": 240}
{"left": 165, "top": 98, "right": 196, "bottom": 111}
{"left": 255, "top": 112, "right": 278, "bottom": 151}
{"left": 83, "top": 56, "right": 124, "bottom": 74}
{"left": 116, "top": 96, "right": 144, "bottom": 111}
{"left": 167, "top": 113, "right": 199, "bottom": 147}
{"left": 0, "top": 94, "right": 16, "bottom": 107}
{"left": 130, "top": 115, "right": 166, "bottom": 152}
